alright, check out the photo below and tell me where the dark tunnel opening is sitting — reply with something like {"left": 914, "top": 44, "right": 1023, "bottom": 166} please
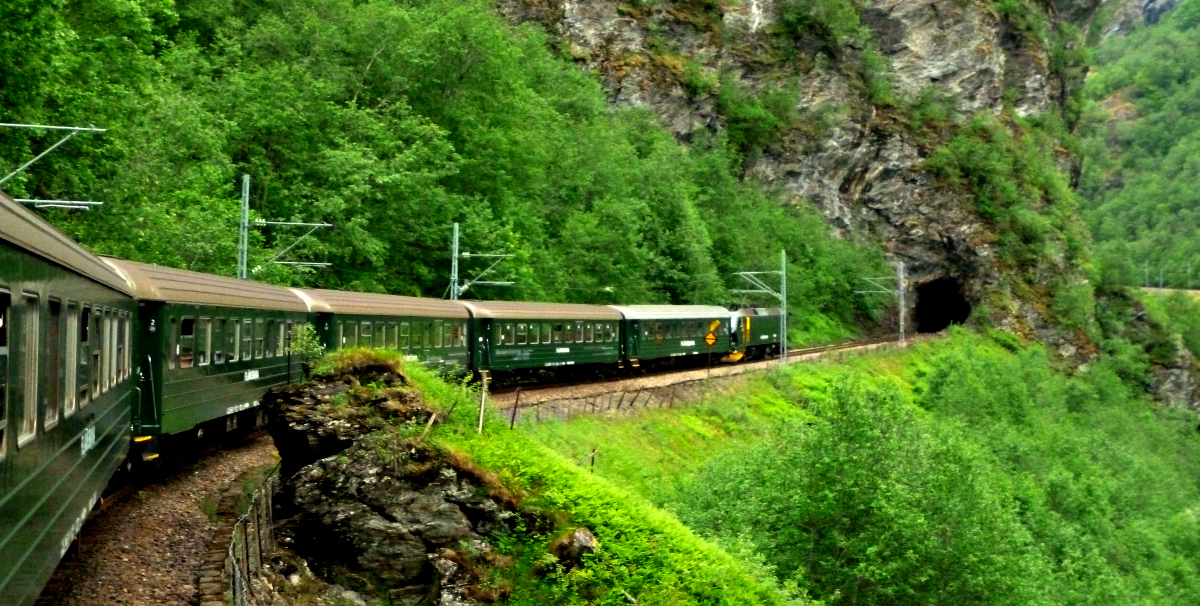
{"left": 915, "top": 277, "right": 972, "bottom": 333}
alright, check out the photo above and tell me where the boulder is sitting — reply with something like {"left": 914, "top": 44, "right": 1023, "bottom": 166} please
{"left": 549, "top": 527, "right": 599, "bottom": 570}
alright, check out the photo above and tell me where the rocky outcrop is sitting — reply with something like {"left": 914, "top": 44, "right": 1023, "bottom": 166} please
{"left": 1153, "top": 336, "right": 1200, "bottom": 410}
{"left": 283, "top": 442, "right": 523, "bottom": 604}
{"left": 263, "top": 360, "right": 564, "bottom": 605}
{"left": 498, "top": 0, "right": 1087, "bottom": 320}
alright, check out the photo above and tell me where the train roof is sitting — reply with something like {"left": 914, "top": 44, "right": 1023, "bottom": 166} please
{"left": 0, "top": 191, "right": 133, "bottom": 295}
{"left": 101, "top": 258, "right": 310, "bottom": 312}
{"left": 608, "top": 305, "right": 733, "bottom": 320}
{"left": 458, "top": 300, "right": 621, "bottom": 321}
{"left": 735, "top": 307, "right": 782, "bottom": 316}
{"left": 299, "top": 288, "right": 469, "bottom": 318}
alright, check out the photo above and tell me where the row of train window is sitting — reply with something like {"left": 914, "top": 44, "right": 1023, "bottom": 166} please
{"left": 0, "top": 292, "right": 132, "bottom": 462}
{"left": 642, "top": 320, "right": 722, "bottom": 342}
{"left": 167, "top": 315, "right": 292, "bottom": 370}
{"left": 336, "top": 320, "right": 467, "bottom": 351}
{"left": 496, "top": 321, "right": 617, "bottom": 346}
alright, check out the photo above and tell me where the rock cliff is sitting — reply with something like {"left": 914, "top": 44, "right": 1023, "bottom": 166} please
{"left": 499, "top": 0, "right": 1176, "bottom": 342}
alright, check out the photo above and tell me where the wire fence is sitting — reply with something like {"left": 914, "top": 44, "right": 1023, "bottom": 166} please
{"left": 224, "top": 468, "right": 279, "bottom": 606}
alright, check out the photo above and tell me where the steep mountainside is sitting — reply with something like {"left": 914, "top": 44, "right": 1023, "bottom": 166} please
{"left": 501, "top": 0, "right": 1168, "bottom": 344}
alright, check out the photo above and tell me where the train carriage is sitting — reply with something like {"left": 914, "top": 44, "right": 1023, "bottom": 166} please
{"left": 459, "top": 301, "right": 622, "bottom": 377}
{"left": 0, "top": 192, "right": 137, "bottom": 606}
{"left": 732, "top": 307, "right": 783, "bottom": 359}
{"left": 102, "top": 259, "right": 308, "bottom": 456}
{"left": 609, "top": 305, "right": 733, "bottom": 366}
{"left": 302, "top": 288, "right": 470, "bottom": 374}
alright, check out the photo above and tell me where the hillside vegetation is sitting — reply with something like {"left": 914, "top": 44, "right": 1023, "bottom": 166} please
{"left": 1, "top": 0, "right": 887, "bottom": 342}
{"left": 1081, "top": 0, "right": 1200, "bottom": 287}
{"left": 519, "top": 331, "right": 1200, "bottom": 605}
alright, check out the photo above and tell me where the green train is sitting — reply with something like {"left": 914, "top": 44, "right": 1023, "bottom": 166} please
{"left": 0, "top": 190, "right": 783, "bottom": 605}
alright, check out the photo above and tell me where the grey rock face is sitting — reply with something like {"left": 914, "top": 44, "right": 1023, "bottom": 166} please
{"left": 1153, "top": 337, "right": 1200, "bottom": 410}
{"left": 498, "top": 0, "right": 1082, "bottom": 308}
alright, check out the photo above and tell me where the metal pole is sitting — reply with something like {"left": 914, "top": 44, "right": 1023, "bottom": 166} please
{"left": 780, "top": 249, "right": 788, "bottom": 366}
{"left": 897, "top": 261, "right": 906, "bottom": 344}
{"left": 476, "top": 376, "right": 488, "bottom": 433}
{"left": 451, "top": 223, "right": 460, "bottom": 300}
{"left": 1159, "top": 268, "right": 1164, "bottom": 289}
{"left": 238, "top": 175, "right": 250, "bottom": 279}
{"left": 0, "top": 130, "right": 81, "bottom": 187}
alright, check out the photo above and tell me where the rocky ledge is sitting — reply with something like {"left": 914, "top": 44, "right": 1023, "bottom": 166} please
{"left": 260, "top": 360, "right": 595, "bottom": 605}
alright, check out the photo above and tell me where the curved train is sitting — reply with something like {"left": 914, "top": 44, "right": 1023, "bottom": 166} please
{"left": 0, "top": 190, "right": 782, "bottom": 606}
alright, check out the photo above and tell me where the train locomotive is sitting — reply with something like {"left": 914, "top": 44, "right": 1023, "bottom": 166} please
{"left": 0, "top": 190, "right": 783, "bottom": 606}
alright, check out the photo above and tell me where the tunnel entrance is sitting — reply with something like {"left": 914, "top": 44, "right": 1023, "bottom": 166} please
{"left": 915, "top": 277, "right": 971, "bottom": 333}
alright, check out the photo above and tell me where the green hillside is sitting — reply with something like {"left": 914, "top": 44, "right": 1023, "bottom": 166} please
{"left": 1, "top": 0, "right": 885, "bottom": 342}
{"left": 1081, "top": 0, "right": 1200, "bottom": 287}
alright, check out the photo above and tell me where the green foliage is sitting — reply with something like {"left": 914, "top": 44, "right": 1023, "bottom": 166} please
{"left": 1079, "top": 0, "right": 1200, "bottom": 286}
{"left": 406, "top": 369, "right": 805, "bottom": 605}
{"left": 0, "top": 0, "right": 885, "bottom": 342}
{"left": 925, "top": 114, "right": 1090, "bottom": 273}
{"left": 520, "top": 332, "right": 1200, "bottom": 605}
{"left": 775, "top": 0, "right": 894, "bottom": 105}
{"left": 287, "top": 323, "right": 326, "bottom": 365}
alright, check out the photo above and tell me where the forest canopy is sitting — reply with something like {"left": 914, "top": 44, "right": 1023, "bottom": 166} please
{"left": 0, "top": 0, "right": 885, "bottom": 343}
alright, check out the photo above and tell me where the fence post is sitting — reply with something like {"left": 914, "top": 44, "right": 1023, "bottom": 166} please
{"left": 510, "top": 388, "right": 521, "bottom": 430}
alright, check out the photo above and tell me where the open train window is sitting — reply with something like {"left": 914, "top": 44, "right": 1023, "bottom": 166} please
{"left": 65, "top": 302, "right": 77, "bottom": 417}
{"left": 241, "top": 319, "right": 252, "bottom": 360}
{"left": 198, "top": 318, "right": 211, "bottom": 366}
{"left": 400, "top": 322, "right": 410, "bottom": 350}
{"left": 213, "top": 319, "right": 226, "bottom": 364}
{"left": 454, "top": 322, "right": 466, "bottom": 348}
{"left": 0, "top": 291, "right": 6, "bottom": 460}
{"left": 19, "top": 294, "right": 39, "bottom": 446}
{"left": 254, "top": 318, "right": 264, "bottom": 359}
{"left": 179, "top": 317, "right": 195, "bottom": 368}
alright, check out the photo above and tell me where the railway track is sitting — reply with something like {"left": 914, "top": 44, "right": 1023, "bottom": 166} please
{"left": 489, "top": 334, "right": 919, "bottom": 408}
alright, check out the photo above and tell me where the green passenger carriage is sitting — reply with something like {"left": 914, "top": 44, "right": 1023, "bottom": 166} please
{"left": 0, "top": 193, "right": 137, "bottom": 606}
{"left": 459, "top": 301, "right": 622, "bottom": 376}
{"left": 609, "top": 305, "right": 733, "bottom": 366}
{"left": 103, "top": 259, "right": 308, "bottom": 458}
{"left": 303, "top": 288, "right": 470, "bottom": 373}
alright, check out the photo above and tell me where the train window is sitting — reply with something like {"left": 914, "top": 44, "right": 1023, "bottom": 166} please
{"left": 229, "top": 320, "right": 240, "bottom": 362}
{"left": 453, "top": 322, "right": 465, "bottom": 348}
{"left": 527, "top": 323, "right": 537, "bottom": 345}
{"left": 516, "top": 324, "right": 527, "bottom": 345}
{"left": 65, "top": 303, "right": 77, "bottom": 416}
{"left": 107, "top": 311, "right": 117, "bottom": 388}
{"left": 574, "top": 322, "right": 583, "bottom": 343}
{"left": 179, "top": 317, "right": 195, "bottom": 369}
{"left": 399, "top": 322, "right": 410, "bottom": 350}
{"left": 441, "top": 322, "right": 451, "bottom": 349}
{"left": 388, "top": 323, "right": 398, "bottom": 349}
{"left": 425, "top": 323, "right": 434, "bottom": 349}
{"left": 541, "top": 323, "right": 551, "bottom": 344}
{"left": 552, "top": 324, "right": 563, "bottom": 344}
{"left": 19, "top": 294, "right": 39, "bottom": 445}
{"left": 241, "top": 319, "right": 252, "bottom": 360}
{"left": 263, "top": 320, "right": 274, "bottom": 358}
{"left": 254, "top": 318, "right": 265, "bottom": 359}
{"left": 277, "top": 321, "right": 287, "bottom": 357}
{"left": 349, "top": 322, "right": 359, "bottom": 348}
{"left": 585, "top": 323, "right": 594, "bottom": 343}
{"left": 360, "top": 322, "right": 372, "bottom": 348}
{"left": 116, "top": 314, "right": 125, "bottom": 380}
{"left": 45, "top": 300, "right": 62, "bottom": 429}
{"left": 198, "top": 318, "right": 211, "bottom": 366}
{"left": 78, "top": 306, "right": 90, "bottom": 405}
{"left": 91, "top": 310, "right": 101, "bottom": 396}
{"left": 0, "top": 292, "right": 6, "bottom": 460}
{"left": 213, "top": 319, "right": 226, "bottom": 364}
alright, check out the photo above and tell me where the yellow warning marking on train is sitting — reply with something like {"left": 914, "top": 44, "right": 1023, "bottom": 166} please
{"left": 704, "top": 332, "right": 717, "bottom": 346}
{"left": 709, "top": 319, "right": 722, "bottom": 332}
